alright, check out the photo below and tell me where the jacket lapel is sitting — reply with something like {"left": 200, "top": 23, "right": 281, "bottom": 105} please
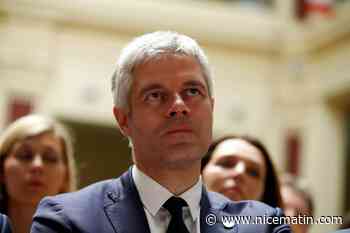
{"left": 104, "top": 168, "right": 151, "bottom": 233}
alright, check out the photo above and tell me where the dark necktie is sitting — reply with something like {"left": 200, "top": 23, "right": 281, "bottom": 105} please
{"left": 163, "top": 196, "right": 190, "bottom": 233}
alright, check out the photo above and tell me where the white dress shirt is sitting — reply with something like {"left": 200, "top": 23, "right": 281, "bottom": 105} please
{"left": 132, "top": 165, "right": 202, "bottom": 233}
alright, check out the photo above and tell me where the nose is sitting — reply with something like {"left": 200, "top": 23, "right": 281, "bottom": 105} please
{"left": 231, "top": 161, "right": 246, "bottom": 177}
{"left": 166, "top": 93, "right": 190, "bottom": 118}
{"left": 31, "top": 154, "right": 44, "bottom": 173}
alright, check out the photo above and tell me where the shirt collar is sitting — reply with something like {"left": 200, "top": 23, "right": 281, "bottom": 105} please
{"left": 132, "top": 165, "right": 202, "bottom": 221}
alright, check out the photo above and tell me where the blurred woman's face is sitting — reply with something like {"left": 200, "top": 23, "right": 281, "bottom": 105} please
{"left": 3, "top": 131, "right": 67, "bottom": 206}
{"left": 202, "top": 139, "right": 267, "bottom": 201}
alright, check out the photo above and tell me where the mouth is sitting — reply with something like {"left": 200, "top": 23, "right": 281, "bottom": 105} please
{"left": 225, "top": 186, "right": 242, "bottom": 194}
{"left": 164, "top": 126, "right": 193, "bottom": 135}
{"left": 27, "top": 180, "right": 45, "bottom": 189}
{"left": 166, "top": 129, "right": 193, "bottom": 134}
{"left": 223, "top": 187, "right": 244, "bottom": 200}
{"left": 221, "top": 181, "right": 243, "bottom": 197}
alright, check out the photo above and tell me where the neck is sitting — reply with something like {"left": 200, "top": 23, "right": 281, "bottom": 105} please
{"left": 8, "top": 199, "right": 37, "bottom": 233}
{"left": 136, "top": 161, "right": 201, "bottom": 195}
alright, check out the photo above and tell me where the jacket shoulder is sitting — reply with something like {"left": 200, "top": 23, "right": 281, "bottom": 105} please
{"left": 44, "top": 178, "right": 119, "bottom": 208}
{"left": 31, "top": 178, "right": 124, "bottom": 233}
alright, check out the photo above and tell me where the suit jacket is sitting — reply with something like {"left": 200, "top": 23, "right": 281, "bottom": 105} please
{"left": 0, "top": 214, "right": 12, "bottom": 233}
{"left": 31, "top": 167, "right": 291, "bottom": 233}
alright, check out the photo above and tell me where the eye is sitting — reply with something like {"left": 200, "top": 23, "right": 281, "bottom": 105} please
{"left": 185, "top": 88, "right": 200, "bottom": 97}
{"left": 14, "top": 147, "right": 34, "bottom": 162}
{"left": 145, "top": 90, "right": 163, "bottom": 102}
{"left": 247, "top": 168, "right": 260, "bottom": 178}
{"left": 216, "top": 159, "right": 236, "bottom": 169}
{"left": 42, "top": 150, "right": 61, "bottom": 164}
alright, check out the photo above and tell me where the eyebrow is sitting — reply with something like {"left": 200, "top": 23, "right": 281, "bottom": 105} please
{"left": 13, "top": 141, "right": 31, "bottom": 150}
{"left": 138, "top": 83, "right": 163, "bottom": 98}
{"left": 183, "top": 80, "right": 206, "bottom": 89}
{"left": 217, "top": 155, "right": 261, "bottom": 168}
{"left": 137, "top": 79, "right": 208, "bottom": 98}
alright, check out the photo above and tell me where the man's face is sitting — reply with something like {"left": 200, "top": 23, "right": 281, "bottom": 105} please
{"left": 114, "top": 54, "right": 214, "bottom": 170}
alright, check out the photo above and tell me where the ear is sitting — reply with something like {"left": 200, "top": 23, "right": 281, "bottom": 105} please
{"left": 210, "top": 97, "right": 215, "bottom": 110}
{"left": 113, "top": 107, "right": 131, "bottom": 137}
{"left": 0, "top": 160, "right": 5, "bottom": 184}
{"left": 0, "top": 172, "right": 3, "bottom": 184}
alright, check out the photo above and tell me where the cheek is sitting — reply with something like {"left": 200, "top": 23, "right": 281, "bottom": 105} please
{"left": 192, "top": 111, "right": 213, "bottom": 147}
{"left": 246, "top": 177, "right": 265, "bottom": 200}
{"left": 203, "top": 166, "right": 225, "bottom": 189}
{"left": 129, "top": 111, "right": 160, "bottom": 136}
{"left": 196, "top": 107, "right": 213, "bottom": 127}
{"left": 46, "top": 165, "right": 67, "bottom": 194}
{"left": 3, "top": 160, "right": 25, "bottom": 197}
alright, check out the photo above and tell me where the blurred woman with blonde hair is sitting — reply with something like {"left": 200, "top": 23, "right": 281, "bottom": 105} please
{"left": 0, "top": 114, "right": 77, "bottom": 233}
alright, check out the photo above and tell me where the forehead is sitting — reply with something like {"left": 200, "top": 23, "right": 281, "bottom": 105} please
{"left": 132, "top": 54, "right": 206, "bottom": 89}
{"left": 12, "top": 131, "right": 63, "bottom": 151}
{"left": 212, "top": 139, "right": 265, "bottom": 164}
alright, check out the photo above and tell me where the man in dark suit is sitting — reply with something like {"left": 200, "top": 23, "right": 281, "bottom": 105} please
{"left": 31, "top": 31, "right": 291, "bottom": 233}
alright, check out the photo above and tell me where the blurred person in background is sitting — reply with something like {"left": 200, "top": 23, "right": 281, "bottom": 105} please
{"left": 0, "top": 114, "right": 77, "bottom": 233}
{"left": 201, "top": 135, "right": 284, "bottom": 208}
{"left": 280, "top": 174, "right": 314, "bottom": 233}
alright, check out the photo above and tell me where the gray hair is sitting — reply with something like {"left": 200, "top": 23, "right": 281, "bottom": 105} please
{"left": 111, "top": 31, "right": 214, "bottom": 113}
{"left": 0, "top": 114, "right": 78, "bottom": 192}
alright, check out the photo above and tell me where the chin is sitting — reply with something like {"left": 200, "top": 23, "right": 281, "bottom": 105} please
{"left": 223, "top": 191, "right": 243, "bottom": 202}
{"left": 163, "top": 138, "right": 195, "bottom": 148}
{"left": 22, "top": 195, "right": 46, "bottom": 206}
{"left": 162, "top": 151, "right": 202, "bottom": 169}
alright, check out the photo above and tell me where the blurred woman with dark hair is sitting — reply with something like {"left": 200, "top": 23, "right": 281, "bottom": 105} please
{"left": 201, "top": 135, "right": 283, "bottom": 208}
